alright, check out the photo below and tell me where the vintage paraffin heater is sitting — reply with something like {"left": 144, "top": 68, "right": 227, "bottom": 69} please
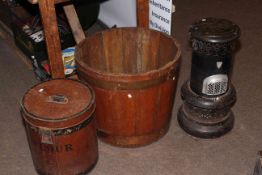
{"left": 178, "top": 17, "right": 240, "bottom": 138}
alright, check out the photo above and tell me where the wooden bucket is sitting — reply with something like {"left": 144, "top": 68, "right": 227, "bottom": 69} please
{"left": 76, "top": 27, "right": 181, "bottom": 147}
{"left": 21, "top": 79, "right": 98, "bottom": 175}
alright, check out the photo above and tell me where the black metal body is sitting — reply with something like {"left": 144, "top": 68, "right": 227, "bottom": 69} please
{"left": 178, "top": 17, "right": 240, "bottom": 138}
{"left": 190, "top": 50, "right": 232, "bottom": 96}
{"left": 178, "top": 81, "right": 236, "bottom": 138}
{"left": 189, "top": 17, "right": 240, "bottom": 96}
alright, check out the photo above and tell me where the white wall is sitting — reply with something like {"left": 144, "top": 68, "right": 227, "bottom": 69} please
{"left": 98, "top": 0, "right": 137, "bottom": 27}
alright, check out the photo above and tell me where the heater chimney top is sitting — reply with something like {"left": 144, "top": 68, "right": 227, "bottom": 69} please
{"left": 189, "top": 17, "right": 240, "bottom": 43}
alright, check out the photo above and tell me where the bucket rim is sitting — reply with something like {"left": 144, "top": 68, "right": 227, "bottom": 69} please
{"left": 75, "top": 27, "right": 181, "bottom": 82}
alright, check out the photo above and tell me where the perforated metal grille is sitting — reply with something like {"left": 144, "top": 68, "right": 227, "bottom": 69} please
{"left": 191, "top": 39, "right": 233, "bottom": 56}
{"left": 202, "top": 74, "right": 228, "bottom": 95}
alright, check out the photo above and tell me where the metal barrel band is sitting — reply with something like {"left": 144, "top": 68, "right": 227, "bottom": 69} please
{"left": 23, "top": 113, "right": 95, "bottom": 136}
{"left": 78, "top": 67, "right": 177, "bottom": 90}
{"left": 167, "top": 64, "right": 180, "bottom": 80}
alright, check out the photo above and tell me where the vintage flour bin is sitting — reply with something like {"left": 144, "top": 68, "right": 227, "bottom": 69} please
{"left": 21, "top": 79, "right": 98, "bottom": 175}
{"left": 76, "top": 27, "right": 181, "bottom": 147}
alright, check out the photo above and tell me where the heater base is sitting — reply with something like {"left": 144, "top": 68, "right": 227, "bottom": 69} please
{"left": 178, "top": 105, "right": 234, "bottom": 139}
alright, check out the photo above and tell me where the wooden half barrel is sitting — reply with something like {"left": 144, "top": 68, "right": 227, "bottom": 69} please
{"left": 21, "top": 79, "right": 98, "bottom": 175}
{"left": 75, "top": 27, "right": 181, "bottom": 147}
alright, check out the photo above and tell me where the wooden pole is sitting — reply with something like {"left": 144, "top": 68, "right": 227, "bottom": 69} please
{"left": 27, "top": 0, "right": 71, "bottom": 4}
{"left": 136, "top": 0, "right": 149, "bottom": 28}
{"left": 63, "top": 3, "right": 85, "bottom": 44}
{"left": 38, "top": 0, "right": 65, "bottom": 78}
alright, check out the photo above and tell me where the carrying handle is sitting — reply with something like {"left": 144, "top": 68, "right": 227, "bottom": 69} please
{"left": 63, "top": 0, "right": 150, "bottom": 45}
{"left": 47, "top": 95, "right": 69, "bottom": 104}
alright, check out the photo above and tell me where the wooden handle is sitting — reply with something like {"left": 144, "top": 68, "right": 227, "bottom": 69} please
{"left": 63, "top": 3, "right": 85, "bottom": 44}
{"left": 38, "top": 0, "right": 65, "bottom": 78}
{"left": 136, "top": 0, "right": 149, "bottom": 28}
{"left": 27, "top": 0, "right": 39, "bottom": 4}
{"left": 27, "top": 0, "right": 71, "bottom": 4}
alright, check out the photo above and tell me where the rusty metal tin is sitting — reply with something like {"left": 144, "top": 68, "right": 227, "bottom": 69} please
{"left": 21, "top": 79, "right": 98, "bottom": 175}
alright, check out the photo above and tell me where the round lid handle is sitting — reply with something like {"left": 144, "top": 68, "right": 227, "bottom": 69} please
{"left": 47, "top": 95, "right": 69, "bottom": 104}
